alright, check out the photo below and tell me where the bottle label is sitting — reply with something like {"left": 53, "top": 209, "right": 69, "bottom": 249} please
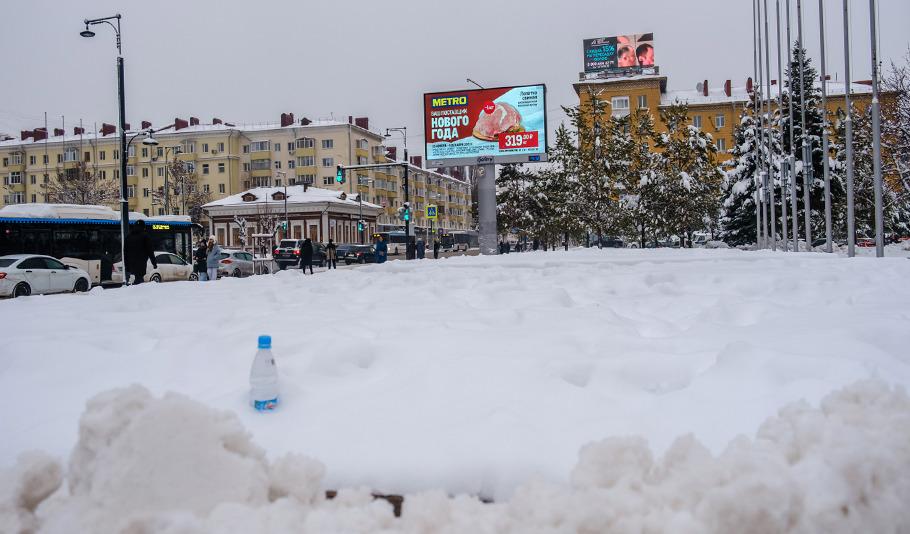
{"left": 253, "top": 397, "right": 279, "bottom": 411}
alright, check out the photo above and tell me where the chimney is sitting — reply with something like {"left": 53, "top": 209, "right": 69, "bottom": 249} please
{"left": 21, "top": 130, "right": 33, "bottom": 141}
{"left": 174, "top": 118, "right": 189, "bottom": 130}
{"left": 141, "top": 121, "right": 152, "bottom": 129}
{"left": 771, "top": 80, "right": 777, "bottom": 86}
{"left": 212, "top": 117, "right": 222, "bottom": 125}
{"left": 387, "top": 146, "right": 397, "bottom": 161}
{"left": 54, "top": 128, "right": 65, "bottom": 137}
{"left": 348, "top": 115, "right": 353, "bottom": 124}
{"left": 190, "top": 117, "right": 200, "bottom": 126}
{"left": 746, "top": 77, "right": 754, "bottom": 94}
{"left": 410, "top": 155, "right": 423, "bottom": 168}
{"left": 100, "top": 123, "right": 116, "bottom": 136}
{"left": 724, "top": 80, "right": 732, "bottom": 97}
{"left": 855, "top": 79, "right": 873, "bottom": 86}
{"left": 354, "top": 117, "right": 369, "bottom": 130}
{"left": 702, "top": 80, "right": 709, "bottom": 97}
{"left": 280, "top": 112, "right": 294, "bottom": 127}
{"left": 123, "top": 123, "right": 131, "bottom": 131}
{"left": 74, "top": 126, "right": 85, "bottom": 135}
{"left": 300, "top": 117, "right": 312, "bottom": 126}
{"left": 32, "top": 129, "right": 47, "bottom": 141}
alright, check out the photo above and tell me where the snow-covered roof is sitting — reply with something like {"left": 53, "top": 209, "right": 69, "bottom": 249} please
{"left": 662, "top": 81, "right": 873, "bottom": 107}
{"left": 203, "top": 186, "right": 381, "bottom": 210}
{"left": 0, "top": 203, "right": 191, "bottom": 223}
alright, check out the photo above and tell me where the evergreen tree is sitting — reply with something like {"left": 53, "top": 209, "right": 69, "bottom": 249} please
{"left": 618, "top": 109, "right": 660, "bottom": 247}
{"left": 719, "top": 107, "right": 762, "bottom": 245}
{"left": 653, "top": 102, "right": 724, "bottom": 246}
{"left": 496, "top": 163, "right": 531, "bottom": 236}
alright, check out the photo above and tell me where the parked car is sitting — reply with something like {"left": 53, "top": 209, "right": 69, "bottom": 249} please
{"left": 217, "top": 250, "right": 258, "bottom": 278}
{"left": 0, "top": 254, "right": 92, "bottom": 298}
{"left": 343, "top": 245, "right": 377, "bottom": 264}
{"left": 273, "top": 239, "right": 327, "bottom": 270}
{"left": 113, "top": 251, "right": 196, "bottom": 284}
{"left": 857, "top": 237, "right": 876, "bottom": 248}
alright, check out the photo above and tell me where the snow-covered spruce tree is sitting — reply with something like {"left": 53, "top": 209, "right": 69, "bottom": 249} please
{"left": 832, "top": 105, "right": 910, "bottom": 237}
{"left": 614, "top": 109, "right": 659, "bottom": 247}
{"left": 653, "top": 102, "right": 724, "bottom": 246}
{"left": 781, "top": 43, "right": 845, "bottom": 239}
{"left": 538, "top": 123, "right": 585, "bottom": 248}
{"left": 496, "top": 163, "right": 531, "bottom": 236}
{"left": 883, "top": 48, "right": 910, "bottom": 215}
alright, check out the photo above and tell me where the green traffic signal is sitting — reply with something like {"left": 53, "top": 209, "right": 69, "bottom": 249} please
{"left": 335, "top": 165, "right": 344, "bottom": 184}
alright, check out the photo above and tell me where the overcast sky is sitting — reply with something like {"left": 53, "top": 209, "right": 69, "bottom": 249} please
{"left": 1, "top": 0, "right": 907, "bottom": 156}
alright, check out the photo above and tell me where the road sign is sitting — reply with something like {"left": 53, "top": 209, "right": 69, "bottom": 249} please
{"left": 426, "top": 205, "right": 438, "bottom": 220}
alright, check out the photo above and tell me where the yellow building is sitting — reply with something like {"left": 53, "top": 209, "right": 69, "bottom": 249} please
{"left": 0, "top": 113, "right": 471, "bottom": 233}
{"left": 573, "top": 73, "right": 880, "bottom": 162}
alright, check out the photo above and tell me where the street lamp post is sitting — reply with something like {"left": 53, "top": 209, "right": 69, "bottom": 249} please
{"left": 80, "top": 14, "right": 132, "bottom": 280}
{"left": 275, "top": 171, "right": 289, "bottom": 239}
{"left": 385, "top": 127, "right": 410, "bottom": 259}
{"left": 162, "top": 146, "right": 182, "bottom": 214}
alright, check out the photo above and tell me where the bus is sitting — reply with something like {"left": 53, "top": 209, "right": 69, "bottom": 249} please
{"left": 449, "top": 230, "right": 479, "bottom": 252}
{"left": 371, "top": 230, "right": 408, "bottom": 255}
{"left": 0, "top": 204, "right": 198, "bottom": 284}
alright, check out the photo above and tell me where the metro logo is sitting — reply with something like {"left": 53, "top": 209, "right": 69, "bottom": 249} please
{"left": 431, "top": 95, "right": 468, "bottom": 108}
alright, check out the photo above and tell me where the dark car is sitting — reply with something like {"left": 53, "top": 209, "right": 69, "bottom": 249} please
{"left": 592, "top": 236, "right": 624, "bottom": 248}
{"left": 273, "top": 239, "right": 327, "bottom": 270}
{"left": 343, "top": 245, "right": 377, "bottom": 264}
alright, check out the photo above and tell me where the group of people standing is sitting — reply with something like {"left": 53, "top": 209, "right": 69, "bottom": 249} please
{"left": 193, "top": 237, "right": 222, "bottom": 281}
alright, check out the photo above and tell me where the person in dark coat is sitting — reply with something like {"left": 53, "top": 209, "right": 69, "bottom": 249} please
{"left": 124, "top": 220, "right": 157, "bottom": 285}
{"left": 416, "top": 239, "right": 425, "bottom": 259}
{"left": 299, "top": 238, "right": 314, "bottom": 274}
{"left": 325, "top": 239, "right": 338, "bottom": 270}
{"left": 375, "top": 235, "right": 388, "bottom": 264}
{"left": 433, "top": 239, "right": 440, "bottom": 259}
{"left": 193, "top": 240, "right": 208, "bottom": 281}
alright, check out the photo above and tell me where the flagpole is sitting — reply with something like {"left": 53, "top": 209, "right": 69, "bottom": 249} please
{"left": 765, "top": 0, "right": 777, "bottom": 250}
{"left": 868, "top": 0, "right": 885, "bottom": 257}
{"left": 777, "top": 0, "right": 789, "bottom": 250}
{"left": 843, "top": 0, "right": 856, "bottom": 257}
{"left": 819, "top": 0, "right": 833, "bottom": 252}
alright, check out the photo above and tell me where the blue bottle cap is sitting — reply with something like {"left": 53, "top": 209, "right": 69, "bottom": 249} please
{"left": 258, "top": 335, "right": 272, "bottom": 349}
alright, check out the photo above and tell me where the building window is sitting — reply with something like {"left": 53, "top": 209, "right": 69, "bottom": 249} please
{"left": 299, "top": 174, "right": 315, "bottom": 184}
{"left": 637, "top": 95, "right": 648, "bottom": 109}
{"left": 7, "top": 172, "right": 22, "bottom": 184}
{"left": 297, "top": 155, "right": 314, "bottom": 167}
{"left": 126, "top": 165, "right": 135, "bottom": 176}
{"left": 321, "top": 139, "right": 333, "bottom": 149}
{"left": 127, "top": 185, "right": 136, "bottom": 198}
{"left": 142, "top": 167, "right": 149, "bottom": 178}
{"left": 64, "top": 148, "right": 79, "bottom": 162}
{"left": 114, "top": 170, "right": 120, "bottom": 179}
{"left": 202, "top": 164, "right": 210, "bottom": 175}
{"left": 274, "top": 160, "right": 281, "bottom": 169}
{"left": 156, "top": 147, "right": 164, "bottom": 158}
{"left": 203, "top": 184, "right": 210, "bottom": 193}
{"left": 202, "top": 143, "right": 209, "bottom": 153}
{"left": 714, "top": 115, "right": 725, "bottom": 129}
{"left": 274, "top": 142, "right": 281, "bottom": 152}
{"left": 114, "top": 150, "right": 119, "bottom": 160}
{"left": 30, "top": 175, "right": 36, "bottom": 184}
{"left": 296, "top": 138, "right": 314, "bottom": 149}
{"left": 184, "top": 162, "right": 196, "bottom": 173}
{"left": 10, "top": 153, "right": 22, "bottom": 165}
{"left": 127, "top": 146, "right": 135, "bottom": 157}
{"left": 43, "top": 155, "right": 48, "bottom": 165}
{"left": 218, "top": 163, "right": 225, "bottom": 173}
{"left": 717, "top": 138, "right": 727, "bottom": 152}
{"left": 243, "top": 163, "right": 251, "bottom": 172}
{"left": 611, "top": 96, "right": 630, "bottom": 117}
{"left": 29, "top": 155, "right": 36, "bottom": 165}
{"left": 218, "top": 183, "right": 225, "bottom": 193}
{"left": 182, "top": 141, "right": 196, "bottom": 154}
{"left": 250, "top": 140, "right": 270, "bottom": 152}
{"left": 218, "top": 142, "right": 224, "bottom": 152}
{"left": 288, "top": 160, "right": 295, "bottom": 169}
{"left": 157, "top": 167, "right": 164, "bottom": 177}
{"left": 31, "top": 194, "right": 37, "bottom": 203}
{"left": 100, "top": 170, "right": 106, "bottom": 179}
{"left": 275, "top": 179, "right": 282, "bottom": 187}
{"left": 322, "top": 157, "right": 334, "bottom": 167}
{"left": 143, "top": 209, "right": 149, "bottom": 216}
{"left": 250, "top": 160, "right": 270, "bottom": 171}
{"left": 3, "top": 193, "right": 24, "bottom": 204}
{"left": 287, "top": 142, "right": 294, "bottom": 151}
{"left": 693, "top": 115, "right": 702, "bottom": 128}
{"left": 323, "top": 176, "right": 333, "bottom": 185}
{"left": 242, "top": 145, "right": 250, "bottom": 153}
{"left": 143, "top": 188, "right": 149, "bottom": 197}
{"left": 141, "top": 147, "right": 148, "bottom": 158}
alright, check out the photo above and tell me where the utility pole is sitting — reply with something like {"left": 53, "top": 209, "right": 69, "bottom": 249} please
{"left": 819, "top": 0, "right": 833, "bottom": 252}
{"left": 843, "top": 0, "right": 856, "bottom": 257}
{"left": 764, "top": 0, "right": 777, "bottom": 250}
{"left": 777, "top": 0, "right": 789, "bottom": 250}
{"left": 758, "top": 0, "right": 769, "bottom": 248}
{"left": 787, "top": 0, "right": 799, "bottom": 251}
{"left": 797, "top": 0, "right": 813, "bottom": 247}
{"left": 868, "top": 0, "right": 885, "bottom": 257}
{"left": 753, "top": 0, "right": 763, "bottom": 249}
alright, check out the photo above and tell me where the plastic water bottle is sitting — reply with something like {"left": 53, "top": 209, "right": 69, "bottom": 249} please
{"left": 250, "top": 335, "right": 279, "bottom": 411}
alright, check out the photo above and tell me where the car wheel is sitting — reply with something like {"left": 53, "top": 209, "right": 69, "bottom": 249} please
{"left": 359, "top": 257, "right": 365, "bottom": 264}
{"left": 279, "top": 263, "right": 287, "bottom": 271}
{"left": 262, "top": 266, "right": 270, "bottom": 274}
{"left": 150, "top": 274, "right": 162, "bottom": 283}
{"left": 233, "top": 268, "right": 242, "bottom": 278}
{"left": 73, "top": 278, "right": 90, "bottom": 292}
{"left": 13, "top": 283, "right": 31, "bottom": 298}
{"left": 189, "top": 273, "right": 198, "bottom": 281}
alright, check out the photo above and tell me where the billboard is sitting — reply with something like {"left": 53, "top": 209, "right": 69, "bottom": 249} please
{"left": 424, "top": 84, "right": 547, "bottom": 167}
{"left": 583, "top": 33, "right": 655, "bottom": 73}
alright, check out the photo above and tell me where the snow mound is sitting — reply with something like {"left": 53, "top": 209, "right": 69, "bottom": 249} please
{"left": 18, "top": 381, "right": 910, "bottom": 533}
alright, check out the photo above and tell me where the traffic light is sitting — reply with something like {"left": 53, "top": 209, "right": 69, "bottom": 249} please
{"left": 335, "top": 165, "right": 345, "bottom": 184}
{"left": 357, "top": 220, "right": 364, "bottom": 232}
{"left": 402, "top": 202, "right": 411, "bottom": 222}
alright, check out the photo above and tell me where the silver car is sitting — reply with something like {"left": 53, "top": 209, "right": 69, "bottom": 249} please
{"left": 216, "top": 249, "right": 257, "bottom": 278}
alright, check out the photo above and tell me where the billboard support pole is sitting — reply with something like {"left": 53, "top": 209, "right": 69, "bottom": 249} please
{"left": 478, "top": 164, "right": 498, "bottom": 255}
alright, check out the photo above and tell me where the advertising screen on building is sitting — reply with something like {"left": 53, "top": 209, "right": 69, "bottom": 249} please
{"left": 584, "top": 33, "right": 655, "bottom": 72}
{"left": 424, "top": 84, "right": 547, "bottom": 167}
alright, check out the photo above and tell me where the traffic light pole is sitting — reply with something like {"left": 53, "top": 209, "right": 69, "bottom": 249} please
{"left": 337, "top": 160, "right": 413, "bottom": 257}
{"left": 404, "top": 148, "right": 411, "bottom": 259}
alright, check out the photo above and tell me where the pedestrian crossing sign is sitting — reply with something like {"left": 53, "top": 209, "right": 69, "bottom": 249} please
{"left": 426, "top": 205, "right": 438, "bottom": 220}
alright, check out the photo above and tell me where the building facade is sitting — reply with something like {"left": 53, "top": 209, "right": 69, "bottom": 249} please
{"left": 0, "top": 113, "right": 471, "bottom": 232}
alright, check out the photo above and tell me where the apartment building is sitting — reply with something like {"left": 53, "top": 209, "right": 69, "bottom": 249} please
{"left": 0, "top": 113, "right": 471, "bottom": 232}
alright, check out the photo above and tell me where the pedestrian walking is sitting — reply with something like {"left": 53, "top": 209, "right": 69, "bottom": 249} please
{"left": 205, "top": 237, "right": 221, "bottom": 281}
{"left": 325, "top": 239, "right": 338, "bottom": 270}
{"left": 299, "top": 237, "right": 314, "bottom": 274}
{"left": 193, "top": 239, "right": 208, "bottom": 281}
{"left": 375, "top": 235, "right": 388, "bottom": 264}
{"left": 433, "top": 239, "right": 440, "bottom": 259}
{"left": 416, "top": 239, "right": 425, "bottom": 259}
{"left": 124, "top": 220, "right": 157, "bottom": 285}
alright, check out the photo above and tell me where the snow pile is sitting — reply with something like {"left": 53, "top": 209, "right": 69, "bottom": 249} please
{"left": 7, "top": 380, "right": 910, "bottom": 533}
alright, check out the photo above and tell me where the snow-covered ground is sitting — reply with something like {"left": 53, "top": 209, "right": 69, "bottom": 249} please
{"left": 1, "top": 248, "right": 909, "bottom": 532}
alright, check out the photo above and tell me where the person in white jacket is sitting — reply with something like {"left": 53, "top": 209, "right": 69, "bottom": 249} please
{"left": 205, "top": 237, "right": 222, "bottom": 281}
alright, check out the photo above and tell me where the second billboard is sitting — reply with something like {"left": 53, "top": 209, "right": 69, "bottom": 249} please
{"left": 424, "top": 84, "right": 547, "bottom": 167}
{"left": 584, "top": 33, "right": 655, "bottom": 73}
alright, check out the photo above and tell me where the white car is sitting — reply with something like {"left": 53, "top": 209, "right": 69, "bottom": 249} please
{"left": 113, "top": 251, "right": 196, "bottom": 284}
{"left": 0, "top": 254, "right": 92, "bottom": 298}
{"left": 216, "top": 250, "right": 258, "bottom": 278}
